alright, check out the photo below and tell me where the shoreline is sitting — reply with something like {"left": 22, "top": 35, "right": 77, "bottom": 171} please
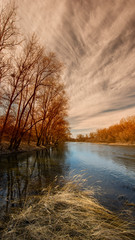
{"left": 1, "top": 141, "right": 135, "bottom": 157}
{"left": 92, "top": 142, "right": 135, "bottom": 146}
{"left": 1, "top": 179, "right": 135, "bottom": 240}
{"left": 70, "top": 141, "right": 135, "bottom": 147}
{"left": 0, "top": 141, "right": 51, "bottom": 156}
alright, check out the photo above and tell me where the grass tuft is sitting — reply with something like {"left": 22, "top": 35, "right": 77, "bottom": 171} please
{"left": 1, "top": 177, "right": 135, "bottom": 240}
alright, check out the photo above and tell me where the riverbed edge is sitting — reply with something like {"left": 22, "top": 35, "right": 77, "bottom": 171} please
{"left": 91, "top": 142, "right": 135, "bottom": 146}
{"left": 0, "top": 141, "right": 52, "bottom": 156}
{"left": 1, "top": 141, "right": 135, "bottom": 157}
{"left": 71, "top": 141, "right": 135, "bottom": 147}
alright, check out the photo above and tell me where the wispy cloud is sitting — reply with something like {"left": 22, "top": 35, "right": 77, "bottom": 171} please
{"left": 14, "top": 0, "right": 135, "bottom": 135}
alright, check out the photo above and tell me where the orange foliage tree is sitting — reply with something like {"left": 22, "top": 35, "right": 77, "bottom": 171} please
{"left": 0, "top": 3, "right": 69, "bottom": 150}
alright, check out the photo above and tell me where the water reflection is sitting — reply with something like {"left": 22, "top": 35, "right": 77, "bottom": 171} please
{"left": 0, "top": 145, "right": 70, "bottom": 217}
{"left": 0, "top": 142, "right": 135, "bottom": 217}
{"left": 65, "top": 143, "right": 135, "bottom": 211}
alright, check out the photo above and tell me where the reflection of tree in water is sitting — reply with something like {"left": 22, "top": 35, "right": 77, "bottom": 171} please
{"left": 0, "top": 144, "right": 69, "bottom": 217}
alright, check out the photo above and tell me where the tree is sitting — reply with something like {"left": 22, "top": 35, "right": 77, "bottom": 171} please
{"left": 0, "top": 2, "right": 70, "bottom": 150}
{"left": 8, "top": 39, "right": 64, "bottom": 150}
{"left": 0, "top": 2, "right": 19, "bottom": 52}
{"left": 0, "top": 1, "right": 20, "bottom": 141}
{"left": 0, "top": 1, "right": 19, "bottom": 87}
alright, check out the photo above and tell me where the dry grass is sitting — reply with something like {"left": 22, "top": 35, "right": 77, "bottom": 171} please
{"left": 0, "top": 140, "right": 47, "bottom": 155}
{"left": 1, "top": 177, "right": 135, "bottom": 240}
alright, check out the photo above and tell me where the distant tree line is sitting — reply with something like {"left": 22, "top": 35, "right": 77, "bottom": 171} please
{"left": 76, "top": 116, "right": 135, "bottom": 144}
{"left": 0, "top": 2, "right": 70, "bottom": 150}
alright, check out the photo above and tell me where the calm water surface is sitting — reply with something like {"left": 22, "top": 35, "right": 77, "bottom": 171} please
{"left": 0, "top": 142, "right": 135, "bottom": 217}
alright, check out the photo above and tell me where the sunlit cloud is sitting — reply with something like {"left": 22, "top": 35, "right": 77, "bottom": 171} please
{"left": 5, "top": 0, "right": 135, "bottom": 136}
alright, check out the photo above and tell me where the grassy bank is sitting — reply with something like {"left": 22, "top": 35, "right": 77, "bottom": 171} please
{"left": 91, "top": 142, "right": 135, "bottom": 147}
{"left": 1, "top": 180, "right": 135, "bottom": 240}
{"left": 70, "top": 140, "right": 135, "bottom": 147}
{"left": 0, "top": 141, "right": 51, "bottom": 156}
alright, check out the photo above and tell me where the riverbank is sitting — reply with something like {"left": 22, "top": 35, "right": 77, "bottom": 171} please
{"left": 1, "top": 179, "right": 135, "bottom": 240}
{"left": 1, "top": 140, "right": 135, "bottom": 156}
{"left": 72, "top": 141, "right": 135, "bottom": 147}
{"left": 92, "top": 142, "right": 135, "bottom": 146}
{"left": 0, "top": 141, "right": 51, "bottom": 156}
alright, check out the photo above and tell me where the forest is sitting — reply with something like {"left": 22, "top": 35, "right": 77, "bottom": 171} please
{"left": 0, "top": 3, "right": 69, "bottom": 151}
{"left": 76, "top": 115, "right": 135, "bottom": 144}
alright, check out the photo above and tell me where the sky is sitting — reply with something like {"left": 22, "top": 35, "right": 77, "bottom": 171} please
{"left": 2, "top": 0, "right": 135, "bottom": 136}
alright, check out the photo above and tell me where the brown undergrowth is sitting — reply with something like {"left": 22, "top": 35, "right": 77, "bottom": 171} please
{"left": 1, "top": 176, "right": 135, "bottom": 240}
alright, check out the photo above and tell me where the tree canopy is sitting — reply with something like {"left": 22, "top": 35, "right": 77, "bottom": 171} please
{"left": 0, "top": 2, "right": 70, "bottom": 150}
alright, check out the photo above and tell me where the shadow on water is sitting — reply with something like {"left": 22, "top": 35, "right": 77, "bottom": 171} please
{"left": 0, "top": 145, "right": 70, "bottom": 219}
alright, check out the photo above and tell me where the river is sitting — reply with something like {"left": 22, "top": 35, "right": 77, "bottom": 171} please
{"left": 0, "top": 142, "right": 135, "bottom": 218}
